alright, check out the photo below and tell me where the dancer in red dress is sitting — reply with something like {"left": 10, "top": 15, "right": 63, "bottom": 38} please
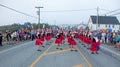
{"left": 95, "top": 37, "right": 101, "bottom": 53}
{"left": 45, "top": 32, "right": 51, "bottom": 45}
{"left": 35, "top": 32, "right": 42, "bottom": 51}
{"left": 90, "top": 38, "right": 99, "bottom": 54}
{"left": 41, "top": 33, "right": 45, "bottom": 48}
{"left": 69, "top": 33, "right": 77, "bottom": 52}
{"left": 55, "top": 33, "right": 62, "bottom": 50}
{"left": 60, "top": 31, "right": 65, "bottom": 45}
{"left": 67, "top": 30, "right": 71, "bottom": 46}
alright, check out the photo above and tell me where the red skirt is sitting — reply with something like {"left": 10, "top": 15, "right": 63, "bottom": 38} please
{"left": 46, "top": 36, "right": 51, "bottom": 41}
{"left": 41, "top": 37, "right": 44, "bottom": 42}
{"left": 61, "top": 35, "right": 65, "bottom": 41}
{"left": 55, "top": 38, "right": 61, "bottom": 45}
{"left": 35, "top": 39, "right": 42, "bottom": 46}
{"left": 49, "top": 36, "right": 52, "bottom": 40}
{"left": 90, "top": 42, "right": 97, "bottom": 52}
{"left": 68, "top": 37, "right": 71, "bottom": 45}
{"left": 70, "top": 39, "right": 76, "bottom": 46}
{"left": 86, "top": 39, "right": 91, "bottom": 45}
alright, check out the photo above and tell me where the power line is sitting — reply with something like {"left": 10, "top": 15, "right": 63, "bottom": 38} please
{"left": 0, "top": 4, "right": 37, "bottom": 19}
{"left": 102, "top": 8, "right": 120, "bottom": 15}
{"left": 110, "top": 12, "right": 120, "bottom": 16}
{"left": 100, "top": 8, "right": 111, "bottom": 11}
{"left": 40, "top": 8, "right": 96, "bottom": 12}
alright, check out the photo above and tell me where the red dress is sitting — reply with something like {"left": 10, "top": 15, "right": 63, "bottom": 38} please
{"left": 55, "top": 38, "right": 61, "bottom": 45}
{"left": 96, "top": 40, "right": 101, "bottom": 50}
{"left": 40, "top": 37, "right": 44, "bottom": 45}
{"left": 70, "top": 38, "right": 76, "bottom": 46}
{"left": 41, "top": 37, "right": 44, "bottom": 42}
{"left": 81, "top": 36, "right": 84, "bottom": 41}
{"left": 35, "top": 38, "right": 42, "bottom": 46}
{"left": 61, "top": 35, "right": 65, "bottom": 41}
{"left": 49, "top": 35, "right": 52, "bottom": 40}
{"left": 45, "top": 35, "right": 51, "bottom": 41}
{"left": 97, "top": 40, "right": 100, "bottom": 46}
{"left": 78, "top": 36, "right": 82, "bottom": 40}
{"left": 86, "top": 38, "right": 91, "bottom": 45}
{"left": 90, "top": 42, "right": 97, "bottom": 52}
{"left": 68, "top": 36, "right": 71, "bottom": 45}
{"left": 84, "top": 38, "right": 87, "bottom": 44}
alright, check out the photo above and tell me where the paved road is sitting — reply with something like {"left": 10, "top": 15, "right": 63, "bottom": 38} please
{"left": 0, "top": 39, "right": 120, "bottom": 67}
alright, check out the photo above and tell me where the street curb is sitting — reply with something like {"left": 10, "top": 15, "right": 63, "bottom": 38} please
{"left": 100, "top": 46, "right": 120, "bottom": 61}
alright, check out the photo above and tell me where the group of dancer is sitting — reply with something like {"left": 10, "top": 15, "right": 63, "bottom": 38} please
{"left": 35, "top": 28, "right": 101, "bottom": 54}
{"left": 55, "top": 29, "right": 77, "bottom": 51}
{"left": 35, "top": 29, "right": 52, "bottom": 51}
{"left": 78, "top": 31, "right": 101, "bottom": 54}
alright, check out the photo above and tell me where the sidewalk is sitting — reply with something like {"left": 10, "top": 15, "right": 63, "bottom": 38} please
{"left": 100, "top": 44, "right": 120, "bottom": 61}
{"left": 0, "top": 40, "right": 31, "bottom": 51}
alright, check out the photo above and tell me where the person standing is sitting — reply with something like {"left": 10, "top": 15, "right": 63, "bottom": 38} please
{"left": 55, "top": 33, "right": 62, "bottom": 50}
{"left": 101, "top": 32, "right": 106, "bottom": 44}
{"left": 0, "top": 32, "right": 3, "bottom": 46}
{"left": 35, "top": 32, "right": 42, "bottom": 51}
{"left": 70, "top": 34, "right": 77, "bottom": 52}
{"left": 90, "top": 38, "right": 98, "bottom": 54}
{"left": 31, "top": 28, "right": 35, "bottom": 41}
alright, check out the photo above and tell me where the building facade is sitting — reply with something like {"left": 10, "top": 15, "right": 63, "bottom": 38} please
{"left": 88, "top": 16, "right": 120, "bottom": 32}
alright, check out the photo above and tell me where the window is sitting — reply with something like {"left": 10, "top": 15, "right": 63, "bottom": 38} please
{"left": 98, "top": 24, "right": 100, "bottom": 27}
{"left": 112, "top": 25, "right": 114, "bottom": 28}
{"left": 106, "top": 25, "right": 107, "bottom": 27}
{"left": 109, "top": 24, "right": 110, "bottom": 27}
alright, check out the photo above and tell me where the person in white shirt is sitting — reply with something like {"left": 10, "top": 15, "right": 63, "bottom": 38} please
{"left": 101, "top": 32, "right": 106, "bottom": 44}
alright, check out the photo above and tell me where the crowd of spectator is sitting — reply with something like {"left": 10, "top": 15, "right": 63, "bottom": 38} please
{"left": 86, "top": 30, "right": 120, "bottom": 51}
{"left": 0, "top": 29, "right": 36, "bottom": 46}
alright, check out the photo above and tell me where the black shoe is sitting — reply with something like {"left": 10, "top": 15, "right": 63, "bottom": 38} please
{"left": 71, "top": 50, "right": 73, "bottom": 51}
{"left": 56, "top": 48, "right": 59, "bottom": 49}
{"left": 60, "top": 48, "right": 62, "bottom": 50}
{"left": 84, "top": 46, "right": 86, "bottom": 47}
{"left": 37, "top": 49, "right": 41, "bottom": 51}
{"left": 91, "top": 52, "right": 94, "bottom": 54}
{"left": 42, "top": 46, "right": 45, "bottom": 48}
{"left": 87, "top": 48, "right": 89, "bottom": 49}
{"left": 96, "top": 52, "right": 99, "bottom": 54}
{"left": 75, "top": 50, "right": 78, "bottom": 52}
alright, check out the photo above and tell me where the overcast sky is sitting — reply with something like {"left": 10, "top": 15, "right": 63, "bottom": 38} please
{"left": 0, "top": 0, "right": 120, "bottom": 26}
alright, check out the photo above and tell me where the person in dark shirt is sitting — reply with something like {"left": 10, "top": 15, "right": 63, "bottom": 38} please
{"left": 0, "top": 32, "right": 3, "bottom": 46}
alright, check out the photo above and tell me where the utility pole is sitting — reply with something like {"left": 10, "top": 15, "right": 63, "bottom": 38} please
{"left": 96, "top": 7, "right": 99, "bottom": 30}
{"left": 35, "top": 6, "right": 43, "bottom": 28}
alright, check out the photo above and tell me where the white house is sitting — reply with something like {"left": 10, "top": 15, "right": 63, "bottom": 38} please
{"left": 88, "top": 16, "right": 120, "bottom": 32}
{"left": 77, "top": 23, "right": 87, "bottom": 30}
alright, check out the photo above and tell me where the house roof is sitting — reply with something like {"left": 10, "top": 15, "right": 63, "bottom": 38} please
{"left": 90, "top": 16, "right": 120, "bottom": 24}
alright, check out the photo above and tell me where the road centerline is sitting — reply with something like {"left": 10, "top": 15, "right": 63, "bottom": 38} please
{"left": 76, "top": 47, "right": 92, "bottom": 67}
{"left": 45, "top": 48, "right": 71, "bottom": 56}
{"left": 30, "top": 43, "right": 54, "bottom": 67}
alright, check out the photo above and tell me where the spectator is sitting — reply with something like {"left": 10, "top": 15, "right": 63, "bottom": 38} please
{"left": 0, "top": 32, "right": 3, "bottom": 46}
{"left": 31, "top": 29, "right": 35, "bottom": 41}
{"left": 101, "top": 32, "right": 106, "bottom": 44}
{"left": 6, "top": 30, "right": 11, "bottom": 44}
{"left": 11, "top": 31, "right": 17, "bottom": 43}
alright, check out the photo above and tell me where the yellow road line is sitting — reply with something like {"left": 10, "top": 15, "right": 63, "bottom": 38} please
{"left": 45, "top": 48, "right": 71, "bottom": 56}
{"left": 76, "top": 48, "right": 92, "bottom": 67}
{"left": 72, "top": 64, "right": 83, "bottom": 67}
{"left": 30, "top": 43, "right": 54, "bottom": 67}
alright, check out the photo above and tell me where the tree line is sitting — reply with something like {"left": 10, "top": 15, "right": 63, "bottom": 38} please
{"left": 0, "top": 22, "right": 52, "bottom": 33}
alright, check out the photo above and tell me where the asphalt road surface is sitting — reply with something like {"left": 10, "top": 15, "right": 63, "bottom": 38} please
{"left": 0, "top": 39, "right": 120, "bottom": 67}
